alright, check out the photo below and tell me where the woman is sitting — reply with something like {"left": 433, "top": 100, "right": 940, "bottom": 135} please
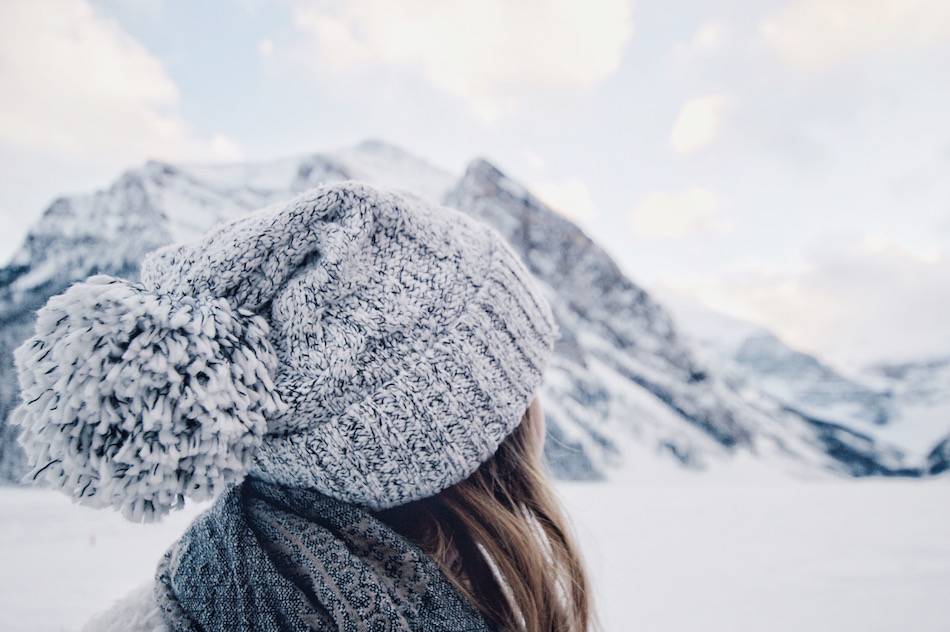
{"left": 12, "top": 182, "right": 592, "bottom": 631}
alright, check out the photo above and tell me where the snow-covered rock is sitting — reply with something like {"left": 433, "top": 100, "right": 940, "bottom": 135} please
{"left": 661, "top": 290, "right": 949, "bottom": 470}
{"left": 865, "top": 356, "right": 950, "bottom": 468}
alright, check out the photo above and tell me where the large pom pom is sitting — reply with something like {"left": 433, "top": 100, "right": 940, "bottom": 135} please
{"left": 11, "top": 275, "right": 285, "bottom": 522}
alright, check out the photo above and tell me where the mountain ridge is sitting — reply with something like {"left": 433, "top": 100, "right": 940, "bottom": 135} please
{"left": 661, "top": 290, "right": 950, "bottom": 472}
{"left": 1, "top": 140, "right": 945, "bottom": 482}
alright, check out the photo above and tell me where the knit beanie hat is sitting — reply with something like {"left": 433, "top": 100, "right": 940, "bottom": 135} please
{"left": 12, "top": 182, "right": 558, "bottom": 521}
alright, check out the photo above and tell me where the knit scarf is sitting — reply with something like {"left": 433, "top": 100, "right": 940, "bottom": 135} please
{"left": 154, "top": 478, "right": 493, "bottom": 632}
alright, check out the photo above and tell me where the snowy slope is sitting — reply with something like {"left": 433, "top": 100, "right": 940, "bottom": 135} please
{"left": 865, "top": 357, "right": 950, "bottom": 473}
{"left": 659, "top": 291, "right": 893, "bottom": 427}
{"left": 0, "top": 141, "right": 940, "bottom": 483}
{"left": 661, "top": 290, "right": 950, "bottom": 469}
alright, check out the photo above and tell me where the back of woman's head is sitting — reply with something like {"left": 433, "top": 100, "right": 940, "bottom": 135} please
{"left": 378, "top": 400, "right": 593, "bottom": 632}
{"left": 14, "top": 183, "right": 592, "bottom": 630}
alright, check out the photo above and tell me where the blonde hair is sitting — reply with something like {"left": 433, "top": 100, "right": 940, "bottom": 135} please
{"left": 377, "top": 400, "right": 593, "bottom": 631}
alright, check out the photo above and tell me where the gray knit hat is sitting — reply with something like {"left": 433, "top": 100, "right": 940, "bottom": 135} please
{"left": 12, "top": 182, "right": 558, "bottom": 521}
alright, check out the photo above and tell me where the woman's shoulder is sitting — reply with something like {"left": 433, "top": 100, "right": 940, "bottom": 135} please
{"left": 82, "top": 582, "right": 168, "bottom": 632}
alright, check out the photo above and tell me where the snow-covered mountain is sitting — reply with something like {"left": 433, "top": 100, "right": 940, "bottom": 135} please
{"left": 865, "top": 356, "right": 950, "bottom": 474}
{"left": 660, "top": 290, "right": 950, "bottom": 475}
{"left": 0, "top": 140, "right": 944, "bottom": 483}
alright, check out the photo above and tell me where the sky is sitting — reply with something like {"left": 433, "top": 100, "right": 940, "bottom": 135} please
{"left": 1, "top": 0, "right": 949, "bottom": 369}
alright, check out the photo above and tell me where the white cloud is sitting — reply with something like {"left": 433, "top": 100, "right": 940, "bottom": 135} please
{"left": 693, "top": 20, "right": 727, "bottom": 51}
{"left": 672, "top": 242, "right": 950, "bottom": 367}
{"left": 0, "top": 0, "right": 242, "bottom": 161}
{"left": 288, "top": 0, "right": 634, "bottom": 120}
{"left": 670, "top": 94, "right": 731, "bottom": 155}
{"left": 675, "top": 19, "right": 728, "bottom": 58}
{"left": 0, "top": 0, "right": 242, "bottom": 263}
{"left": 532, "top": 177, "right": 596, "bottom": 222}
{"left": 761, "top": 0, "right": 950, "bottom": 70}
{"left": 257, "top": 38, "right": 275, "bottom": 57}
{"left": 630, "top": 187, "right": 730, "bottom": 238}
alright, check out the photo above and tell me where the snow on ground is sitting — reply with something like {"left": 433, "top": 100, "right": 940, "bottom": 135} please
{"left": 561, "top": 480, "right": 950, "bottom": 632}
{"left": 1, "top": 480, "right": 948, "bottom": 632}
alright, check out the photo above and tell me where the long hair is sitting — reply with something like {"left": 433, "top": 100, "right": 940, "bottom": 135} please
{"left": 377, "top": 399, "right": 593, "bottom": 631}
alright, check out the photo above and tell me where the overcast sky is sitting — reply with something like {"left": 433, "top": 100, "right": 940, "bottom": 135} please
{"left": 1, "top": 0, "right": 949, "bottom": 368}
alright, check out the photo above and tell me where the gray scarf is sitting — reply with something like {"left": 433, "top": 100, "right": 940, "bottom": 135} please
{"left": 154, "top": 478, "right": 493, "bottom": 632}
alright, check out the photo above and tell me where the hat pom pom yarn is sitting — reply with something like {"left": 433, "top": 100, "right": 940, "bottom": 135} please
{"left": 11, "top": 275, "right": 285, "bottom": 522}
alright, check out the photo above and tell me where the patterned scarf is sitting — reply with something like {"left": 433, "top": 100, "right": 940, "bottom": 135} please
{"left": 154, "top": 478, "right": 493, "bottom": 632}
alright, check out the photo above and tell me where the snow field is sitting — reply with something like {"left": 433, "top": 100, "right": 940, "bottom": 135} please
{"left": 1, "top": 480, "right": 948, "bottom": 631}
